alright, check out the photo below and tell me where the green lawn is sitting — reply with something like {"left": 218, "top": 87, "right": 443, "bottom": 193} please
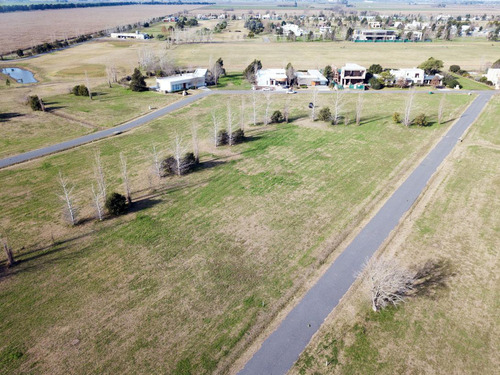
{"left": 292, "top": 95, "right": 500, "bottom": 375}
{"left": 214, "top": 72, "right": 252, "bottom": 90}
{"left": 450, "top": 72, "right": 493, "bottom": 91}
{"left": 0, "top": 93, "right": 473, "bottom": 374}
{"left": 0, "top": 84, "right": 181, "bottom": 158}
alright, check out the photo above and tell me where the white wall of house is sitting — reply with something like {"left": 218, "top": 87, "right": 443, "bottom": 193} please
{"left": 256, "top": 69, "right": 288, "bottom": 87}
{"left": 486, "top": 68, "right": 500, "bottom": 89}
{"left": 390, "top": 68, "right": 425, "bottom": 85}
{"left": 157, "top": 69, "right": 207, "bottom": 93}
{"left": 282, "top": 24, "right": 304, "bottom": 36}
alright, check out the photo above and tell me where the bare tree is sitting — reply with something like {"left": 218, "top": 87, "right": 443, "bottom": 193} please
{"left": 362, "top": 257, "right": 415, "bottom": 312}
{"left": 2, "top": 237, "right": 15, "bottom": 267}
{"left": 212, "top": 110, "right": 219, "bottom": 148}
{"left": 120, "top": 152, "right": 132, "bottom": 204}
{"left": 94, "top": 151, "right": 106, "bottom": 200}
{"left": 91, "top": 183, "right": 104, "bottom": 221}
{"left": 356, "top": 93, "right": 363, "bottom": 126}
{"left": 227, "top": 102, "right": 234, "bottom": 145}
{"left": 403, "top": 88, "right": 416, "bottom": 127}
{"left": 151, "top": 144, "right": 162, "bottom": 178}
{"left": 240, "top": 96, "right": 245, "bottom": 131}
{"left": 85, "top": 70, "right": 92, "bottom": 100}
{"left": 332, "top": 90, "right": 345, "bottom": 125}
{"left": 58, "top": 171, "right": 77, "bottom": 226}
{"left": 311, "top": 87, "right": 318, "bottom": 121}
{"left": 263, "top": 92, "right": 271, "bottom": 125}
{"left": 106, "top": 65, "right": 117, "bottom": 88}
{"left": 283, "top": 97, "right": 290, "bottom": 123}
{"left": 172, "top": 134, "right": 185, "bottom": 176}
{"left": 438, "top": 94, "right": 446, "bottom": 124}
{"left": 191, "top": 123, "right": 199, "bottom": 163}
{"left": 252, "top": 90, "right": 258, "bottom": 126}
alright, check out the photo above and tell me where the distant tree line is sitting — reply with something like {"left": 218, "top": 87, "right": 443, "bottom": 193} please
{"left": 0, "top": 2, "right": 214, "bottom": 14}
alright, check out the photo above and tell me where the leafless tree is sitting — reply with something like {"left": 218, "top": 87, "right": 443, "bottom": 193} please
{"left": 94, "top": 150, "right": 107, "bottom": 200}
{"left": 191, "top": 123, "right": 199, "bottom": 163}
{"left": 85, "top": 70, "right": 92, "bottom": 100}
{"left": 91, "top": 183, "right": 104, "bottom": 221}
{"left": 332, "top": 90, "right": 345, "bottom": 125}
{"left": 356, "top": 93, "right": 363, "bottom": 126}
{"left": 311, "top": 87, "right": 318, "bottom": 121}
{"left": 120, "top": 152, "right": 132, "bottom": 204}
{"left": 283, "top": 97, "right": 290, "bottom": 123}
{"left": 172, "top": 134, "right": 185, "bottom": 176}
{"left": 2, "top": 237, "right": 15, "bottom": 267}
{"left": 240, "top": 96, "right": 245, "bottom": 131}
{"left": 438, "top": 94, "right": 446, "bottom": 124}
{"left": 362, "top": 257, "right": 415, "bottom": 312}
{"left": 151, "top": 144, "right": 162, "bottom": 178}
{"left": 263, "top": 92, "right": 271, "bottom": 125}
{"left": 212, "top": 110, "right": 219, "bottom": 148}
{"left": 138, "top": 46, "right": 156, "bottom": 72}
{"left": 252, "top": 90, "right": 258, "bottom": 126}
{"left": 106, "top": 65, "right": 118, "bottom": 87}
{"left": 58, "top": 171, "right": 77, "bottom": 226}
{"left": 403, "top": 88, "right": 416, "bottom": 127}
{"left": 227, "top": 102, "right": 234, "bottom": 145}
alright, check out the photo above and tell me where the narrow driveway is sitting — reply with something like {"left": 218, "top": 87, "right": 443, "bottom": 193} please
{"left": 237, "top": 91, "right": 495, "bottom": 375}
{"left": 0, "top": 91, "right": 211, "bottom": 169}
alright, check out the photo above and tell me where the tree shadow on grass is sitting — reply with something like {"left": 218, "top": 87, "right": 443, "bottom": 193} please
{"left": 128, "top": 197, "right": 162, "bottom": 214}
{"left": 0, "top": 112, "right": 23, "bottom": 122}
{"left": 411, "top": 258, "right": 455, "bottom": 299}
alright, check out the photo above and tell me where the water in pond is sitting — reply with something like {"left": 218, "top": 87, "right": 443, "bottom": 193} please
{"left": 1, "top": 67, "right": 37, "bottom": 84}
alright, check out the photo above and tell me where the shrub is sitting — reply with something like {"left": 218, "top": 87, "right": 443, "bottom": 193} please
{"left": 216, "top": 129, "right": 228, "bottom": 146}
{"left": 232, "top": 129, "right": 245, "bottom": 144}
{"left": 392, "top": 112, "right": 402, "bottom": 123}
{"left": 479, "top": 76, "right": 487, "bottom": 83}
{"left": 28, "top": 95, "right": 43, "bottom": 111}
{"left": 414, "top": 113, "right": 429, "bottom": 127}
{"left": 105, "top": 192, "right": 128, "bottom": 216}
{"left": 449, "top": 64, "right": 461, "bottom": 73}
{"left": 271, "top": 110, "right": 284, "bottom": 123}
{"left": 72, "top": 84, "right": 89, "bottom": 96}
{"left": 369, "top": 77, "right": 383, "bottom": 90}
{"left": 318, "top": 107, "right": 332, "bottom": 122}
{"left": 161, "top": 152, "right": 197, "bottom": 176}
{"left": 446, "top": 79, "right": 461, "bottom": 89}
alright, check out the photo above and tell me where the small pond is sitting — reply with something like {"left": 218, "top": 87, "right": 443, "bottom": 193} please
{"left": 1, "top": 67, "right": 38, "bottom": 84}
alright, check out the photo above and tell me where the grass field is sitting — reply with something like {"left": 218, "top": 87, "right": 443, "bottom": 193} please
{"left": 292, "top": 95, "right": 500, "bottom": 375}
{"left": 0, "top": 81, "right": 181, "bottom": 158}
{"left": 0, "top": 92, "right": 473, "bottom": 374}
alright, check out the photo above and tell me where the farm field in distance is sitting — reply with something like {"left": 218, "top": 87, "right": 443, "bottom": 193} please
{"left": 0, "top": 92, "right": 473, "bottom": 374}
{"left": 0, "top": 4, "right": 201, "bottom": 54}
{"left": 292, "top": 95, "right": 500, "bottom": 375}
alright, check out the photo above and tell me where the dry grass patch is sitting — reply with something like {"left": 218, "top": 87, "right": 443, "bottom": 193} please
{"left": 292, "top": 95, "right": 500, "bottom": 375}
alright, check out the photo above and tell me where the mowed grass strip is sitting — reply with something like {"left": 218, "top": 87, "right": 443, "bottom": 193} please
{"left": 292, "top": 96, "right": 500, "bottom": 375}
{"left": 0, "top": 93, "right": 472, "bottom": 374}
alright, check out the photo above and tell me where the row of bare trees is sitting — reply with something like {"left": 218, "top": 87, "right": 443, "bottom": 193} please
{"left": 58, "top": 150, "right": 132, "bottom": 225}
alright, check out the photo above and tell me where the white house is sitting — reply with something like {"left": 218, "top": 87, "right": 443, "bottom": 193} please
{"left": 339, "top": 63, "right": 366, "bottom": 87}
{"left": 390, "top": 68, "right": 425, "bottom": 85}
{"left": 110, "top": 31, "right": 148, "bottom": 40}
{"left": 156, "top": 69, "right": 208, "bottom": 93}
{"left": 486, "top": 68, "right": 500, "bottom": 89}
{"left": 256, "top": 69, "right": 288, "bottom": 87}
{"left": 295, "top": 70, "right": 328, "bottom": 86}
{"left": 282, "top": 24, "right": 304, "bottom": 37}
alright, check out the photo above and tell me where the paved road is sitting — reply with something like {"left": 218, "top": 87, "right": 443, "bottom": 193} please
{"left": 237, "top": 90, "right": 495, "bottom": 375}
{"left": 0, "top": 91, "right": 211, "bottom": 169}
{"left": 0, "top": 89, "right": 489, "bottom": 169}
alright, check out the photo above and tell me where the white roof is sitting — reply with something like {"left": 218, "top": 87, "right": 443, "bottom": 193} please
{"left": 295, "top": 70, "right": 327, "bottom": 81}
{"left": 157, "top": 69, "right": 207, "bottom": 84}
{"left": 257, "top": 69, "right": 287, "bottom": 79}
{"left": 343, "top": 63, "right": 366, "bottom": 70}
